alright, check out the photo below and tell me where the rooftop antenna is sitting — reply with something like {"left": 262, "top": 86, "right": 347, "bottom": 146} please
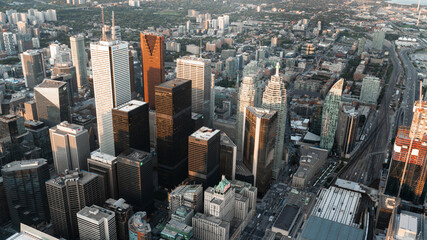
{"left": 199, "top": 38, "right": 202, "bottom": 58}
{"left": 417, "top": 0, "right": 421, "bottom": 12}
{"left": 101, "top": 7, "right": 106, "bottom": 41}
{"left": 276, "top": 62, "right": 280, "bottom": 76}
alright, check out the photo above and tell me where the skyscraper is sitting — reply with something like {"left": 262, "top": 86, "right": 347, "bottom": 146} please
{"left": 176, "top": 56, "right": 212, "bottom": 123}
{"left": 34, "top": 79, "right": 71, "bottom": 127}
{"left": 128, "top": 212, "right": 151, "bottom": 240}
{"left": 0, "top": 177, "right": 10, "bottom": 226}
{"left": 46, "top": 169, "right": 104, "bottom": 239}
{"left": 140, "top": 33, "right": 165, "bottom": 109}
{"left": 88, "top": 150, "right": 119, "bottom": 200}
{"left": 261, "top": 64, "right": 287, "bottom": 178}
{"left": 1, "top": 159, "right": 50, "bottom": 230}
{"left": 360, "top": 76, "right": 381, "bottom": 104}
{"left": 188, "top": 127, "right": 221, "bottom": 187}
{"left": 77, "top": 205, "right": 116, "bottom": 240}
{"left": 236, "top": 75, "right": 257, "bottom": 152}
{"left": 104, "top": 198, "right": 134, "bottom": 240}
{"left": 242, "top": 107, "right": 277, "bottom": 195}
{"left": 319, "top": 78, "right": 344, "bottom": 152}
{"left": 335, "top": 106, "right": 359, "bottom": 158}
{"left": 91, "top": 36, "right": 131, "bottom": 155}
{"left": 219, "top": 132, "right": 237, "bottom": 180}
{"left": 117, "top": 148, "right": 153, "bottom": 211}
{"left": 3, "top": 32, "right": 16, "bottom": 55}
{"left": 112, "top": 100, "right": 150, "bottom": 155}
{"left": 155, "top": 79, "right": 192, "bottom": 188}
{"left": 70, "top": 35, "right": 88, "bottom": 89}
{"left": 52, "top": 63, "right": 77, "bottom": 95}
{"left": 49, "top": 121, "right": 90, "bottom": 174}
{"left": 25, "top": 120, "right": 52, "bottom": 162}
{"left": 21, "top": 50, "right": 46, "bottom": 89}
{"left": 386, "top": 101, "right": 427, "bottom": 204}
{"left": 373, "top": 30, "right": 385, "bottom": 51}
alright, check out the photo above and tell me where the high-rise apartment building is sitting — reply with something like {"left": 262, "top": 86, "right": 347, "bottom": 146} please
{"left": 104, "top": 198, "right": 134, "bottom": 240}
{"left": 128, "top": 212, "right": 151, "bottom": 240}
{"left": 117, "top": 148, "right": 153, "bottom": 211}
{"left": 358, "top": 38, "right": 366, "bottom": 55}
{"left": 21, "top": 50, "right": 46, "bottom": 88}
{"left": 242, "top": 107, "right": 277, "bottom": 195}
{"left": 335, "top": 106, "right": 359, "bottom": 158}
{"left": 46, "top": 169, "right": 104, "bottom": 240}
{"left": 176, "top": 56, "right": 212, "bottom": 123}
{"left": 49, "top": 121, "right": 90, "bottom": 174}
{"left": 261, "top": 65, "right": 287, "bottom": 178}
{"left": 77, "top": 205, "right": 116, "bottom": 240}
{"left": 373, "top": 30, "right": 385, "bottom": 51}
{"left": 141, "top": 33, "right": 165, "bottom": 109}
{"left": 3, "top": 32, "right": 16, "bottom": 55}
{"left": 91, "top": 38, "right": 131, "bottom": 155}
{"left": 155, "top": 79, "right": 192, "bottom": 188}
{"left": 112, "top": 100, "right": 150, "bottom": 155}
{"left": 386, "top": 101, "right": 427, "bottom": 204}
{"left": 169, "top": 184, "right": 203, "bottom": 214}
{"left": 360, "top": 76, "right": 381, "bottom": 105}
{"left": 236, "top": 75, "right": 257, "bottom": 152}
{"left": 34, "top": 79, "right": 71, "bottom": 127}
{"left": 70, "top": 35, "right": 88, "bottom": 89}
{"left": 319, "top": 78, "right": 344, "bottom": 152}
{"left": 88, "top": 150, "right": 118, "bottom": 199}
{"left": 1, "top": 159, "right": 50, "bottom": 230}
{"left": 188, "top": 127, "right": 221, "bottom": 187}
{"left": 219, "top": 132, "right": 237, "bottom": 180}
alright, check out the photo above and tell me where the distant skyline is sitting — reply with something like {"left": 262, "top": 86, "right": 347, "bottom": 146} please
{"left": 387, "top": 0, "right": 423, "bottom": 5}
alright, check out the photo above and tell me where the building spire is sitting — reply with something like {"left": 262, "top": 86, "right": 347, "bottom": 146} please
{"left": 199, "top": 38, "right": 202, "bottom": 58}
{"left": 112, "top": 11, "right": 116, "bottom": 40}
{"left": 275, "top": 62, "right": 280, "bottom": 76}
{"left": 101, "top": 7, "right": 106, "bottom": 41}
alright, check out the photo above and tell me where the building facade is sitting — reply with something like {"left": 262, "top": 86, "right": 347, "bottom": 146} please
{"left": 87, "top": 150, "right": 118, "bottom": 200}
{"left": 236, "top": 75, "right": 257, "bottom": 152}
{"left": 70, "top": 35, "right": 88, "bottom": 89}
{"left": 77, "top": 205, "right": 116, "bottom": 240}
{"left": 360, "top": 76, "right": 381, "bottom": 104}
{"left": 21, "top": 50, "right": 46, "bottom": 89}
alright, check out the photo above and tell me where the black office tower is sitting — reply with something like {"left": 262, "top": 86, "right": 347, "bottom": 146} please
{"left": 117, "top": 148, "right": 153, "bottom": 211}
{"left": 188, "top": 127, "right": 221, "bottom": 188}
{"left": 87, "top": 150, "right": 119, "bottom": 200}
{"left": 155, "top": 79, "right": 192, "bottom": 188}
{"left": 105, "top": 198, "right": 134, "bottom": 240}
{"left": 113, "top": 100, "right": 150, "bottom": 155}
{"left": 46, "top": 170, "right": 104, "bottom": 240}
{"left": 1, "top": 159, "right": 50, "bottom": 230}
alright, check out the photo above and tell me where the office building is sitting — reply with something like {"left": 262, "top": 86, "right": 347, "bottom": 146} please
{"left": 7, "top": 224, "right": 59, "bottom": 240}
{"left": 188, "top": 127, "right": 221, "bottom": 187}
{"left": 204, "top": 176, "right": 236, "bottom": 222}
{"left": 192, "top": 214, "right": 229, "bottom": 240}
{"left": 261, "top": 65, "right": 287, "bottom": 178}
{"left": 3, "top": 32, "right": 16, "bottom": 55}
{"left": 105, "top": 198, "right": 134, "bottom": 240}
{"left": 112, "top": 100, "right": 150, "bottom": 155}
{"left": 161, "top": 219, "right": 193, "bottom": 240}
{"left": 141, "top": 33, "right": 165, "bottom": 109}
{"left": 373, "top": 30, "right": 385, "bottom": 51}
{"left": 34, "top": 79, "right": 71, "bottom": 127}
{"left": 242, "top": 107, "right": 277, "bottom": 195}
{"left": 77, "top": 205, "right": 116, "bottom": 240}
{"left": 176, "top": 56, "right": 212, "bottom": 123}
{"left": 117, "top": 149, "right": 153, "bottom": 211}
{"left": 236, "top": 75, "right": 257, "bottom": 152}
{"left": 25, "top": 120, "right": 52, "bottom": 162}
{"left": 70, "top": 35, "right": 88, "bottom": 89}
{"left": 52, "top": 63, "right": 77, "bottom": 95}
{"left": 50, "top": 121, "right": 90, "bottom": 174}
{"left": 91, "top": 37, "right": 131, "bottom": 155}
{"left": 319, "top": 78, "right": 344, "bottom": 152}
{"left": 46, "top": 169, "right": 104, "bottom": 239}
{"left": 171, "top": 206, "right": 194, "bottom": 226}
{"left": 292, "top": 146, "right": 328, "bottom": 188}
{"left": 219, "top": 132, "right": 237, "bottom": 180}
{"left": 169, "top": 184, "right": 203, "bottom": 214}
{"left": 360, "top": 76, "right": 381, "bottom": 105}
{"left": 24, "top": 100, "right": 38, "bottom": 121}
{"left": 386, "top": 101, "right": 427, "bottom": 204}
{"left": 155, "top": 79, "right": 192, "bottom": 188}
{"left": 0, "top": 177, "right": 10, "bottom": 225}
{"left": 1, "top": 159, "right": 50, "bottom": 230}
{"left": 88, "top": 150, "right": 118, "bottom": 199}
{"left": 358, "top": 38, "right": 366, "bottom": 55}
{"left": 21, "top": 50, "right": 46, "bottom": 89}
{"left": 128, "top": 212, "right": 151, "bottom": 240}
{"left": 335, "top": 106, "right": 359, "bottom": 158}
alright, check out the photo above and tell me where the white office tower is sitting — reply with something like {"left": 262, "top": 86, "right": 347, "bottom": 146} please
{"left": 236, "top": 75, "right": 256, "bottom": 152}
{"left": 49, "top": 42, "right": 60, "bottom": 65}
{"left": 77, "top": 205, "right": 117, "bottom": 240}
{"left": 261, "top": 63, "right": 287, "bottom": 178}
{"left": 49, "top": 121, "right": 90, "bottom": 174}
{"left": 70, "top": 35, "right": 88, "bottom": 89}
{"left": 223, "top": 15, "right": 230, "bottom": 27}
{"left": 3, "top": 32, "right": 16, "bottom": 55}
{"left": 91, "top": 38, "right": 131, "bottom": 155}
{"left": 176, "top": 56, "right": 212, "bottom": 124}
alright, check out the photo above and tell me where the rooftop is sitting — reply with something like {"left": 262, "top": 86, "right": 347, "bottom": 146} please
{"left": 247, "top": 106, "right": 277, "bottom": 119}
{"left": 129, "top": 212, "right": 151, "bottom": 233}
{"left": 157, "top": 78, "right": 190, "bottom": 90}
{"left": 118, "top": 148, "right": 151, "bottom": 164}
{"left": 191, "top": 127, "right": 220, "bottom": 141}
{"left": 52, "top": 121, "right": 85, "bottom": 135}
{"left": 48, "top": 170, "right": 98, "bottom": 186}
{"left": 220, "top": 132, "right": 236, "bottom": 148}
{"left": 300, "top": 216, "right": 365, "bottom": 240}
{"left": 77, "top": 205, "right": 115, "bottom": 223}
{"left": 2, "top": 159, "right": 47, "bottom": 172}
{"left": 273, "top": 205, "right": 300, "bottom": 231}
{"left": 90, "top": 150, "right": 117, "bottom": 164}
{"left": 35, "top": 79, "right": 66, "bottom": 89}
{"left": 114, "top": 100, "right": 147, "bottom": 112}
